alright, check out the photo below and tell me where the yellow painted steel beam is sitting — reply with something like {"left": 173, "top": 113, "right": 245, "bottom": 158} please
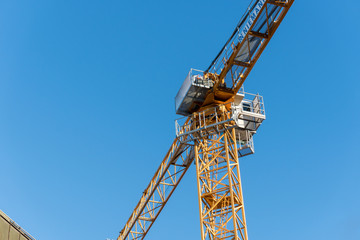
{"left": 118, "top": 137, "right": 194, "bottom": 240}
{"left": 231, "top": 0, "right": 295, "bottom": 94}
{"left": 202, "top": 0, "right": 294, "bottom": 108}
{"left": 195, "top": 128, "right": 248, "bottom": 240}
{"left": 249, "top": 31, "right": 269, "bottom": 39}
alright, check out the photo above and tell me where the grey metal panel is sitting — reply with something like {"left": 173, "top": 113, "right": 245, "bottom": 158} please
{"left": 176, "top": 84, "right": 209, "bottom": 116}
{"left": 175, "top": 69, "right": 213, "bottom": 116}
{"left": 175, "top": 71, "right": 192, "bottom": 112}
{"left": 235, "top": 36, "right": 261, "bottom": 63}
{"left": 0, "top": 217, "right": 9, "bottom": 240}
{"left": 235, "top": 37, "right": 250, "bottom": 62}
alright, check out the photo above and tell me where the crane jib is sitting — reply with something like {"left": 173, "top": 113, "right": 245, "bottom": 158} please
{"left": 239, "top": 0, "right": 266, "bottom": 43}
{"left": 175, "top": 0, "right": 294, "bottom": 116}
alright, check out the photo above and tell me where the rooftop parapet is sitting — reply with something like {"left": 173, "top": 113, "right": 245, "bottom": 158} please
{"left": 0, "top": 210, "right": 36, "bottom": 240}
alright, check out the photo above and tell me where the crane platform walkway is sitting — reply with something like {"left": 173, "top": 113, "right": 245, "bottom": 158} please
{"left": 175, "top": 91, "right": 266, "bottom": 143}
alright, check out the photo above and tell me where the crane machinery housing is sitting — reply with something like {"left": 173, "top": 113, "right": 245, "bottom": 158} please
{"left": 117, "top": 1, "right": 294, "bottom": 240}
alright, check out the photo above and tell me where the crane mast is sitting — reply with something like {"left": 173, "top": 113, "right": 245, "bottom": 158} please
{"left": 118, "top": 1, "right": 294, "bottom": 240}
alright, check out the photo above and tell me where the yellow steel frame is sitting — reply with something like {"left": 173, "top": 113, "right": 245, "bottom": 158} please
{"left": 118, "top": 138, "right": 194, "bottom": 240}
{"left": 228, "top": 0, "right": 295, "bottom": 94}
{"left": 195, "top": 128, "right": 248, "bottom": 240}
{"left": 203, "top": 0, "right": 294, "bottom": 107}
{"left": 117, "top": 1, "right": 295, "bottom": 240}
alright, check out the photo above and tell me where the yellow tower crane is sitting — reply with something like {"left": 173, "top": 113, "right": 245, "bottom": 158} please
{"left": 117, "top": 1, "right": 294, "bottom": 240}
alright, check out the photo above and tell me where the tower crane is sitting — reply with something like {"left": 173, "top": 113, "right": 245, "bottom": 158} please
{"left": 117, "top": 1, "right": 294, "bottom": 240}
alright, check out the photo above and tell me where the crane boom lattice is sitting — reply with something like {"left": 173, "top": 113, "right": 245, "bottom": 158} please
{"left": 118, "top": 139, "right": 194, "bottom": 240}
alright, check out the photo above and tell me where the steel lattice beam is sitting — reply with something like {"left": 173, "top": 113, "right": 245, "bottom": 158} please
{"left": 202, "top": 0, "right": 294, "bottom": 107}
{"left": 195, "top": 128, "right": 248, "bottom": 240}
{"left": 118, "top": 137, "right": 194, "bottom": 240}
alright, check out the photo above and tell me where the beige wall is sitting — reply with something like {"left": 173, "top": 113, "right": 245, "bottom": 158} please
{"left": 0, "top": 211, "right": 35, "bottom": 240}
{"left": 0, "top": 216, "right": 10, "bottom": 240}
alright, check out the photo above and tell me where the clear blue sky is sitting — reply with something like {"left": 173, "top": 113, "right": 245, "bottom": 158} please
{"left": 1, "top": 1, "right": 359, "bottom": 239}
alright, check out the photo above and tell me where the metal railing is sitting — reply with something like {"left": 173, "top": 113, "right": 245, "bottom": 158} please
{"left": 175, "top": 68, "right": 214, "bottom": 115}
{"left": 175, "top": 91, "right": 265, "bottom": 142}
{"left": 239, "top": 91, "right": 266, "bottom": 116}
{"left": 206, "top": 0, "right": 266, "bottom": 75}
{"left": 0, "top": 211, "right": 36, "bottom": 240}
{"left": 237, "top": 129, "right": 255, "bottom": 157}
